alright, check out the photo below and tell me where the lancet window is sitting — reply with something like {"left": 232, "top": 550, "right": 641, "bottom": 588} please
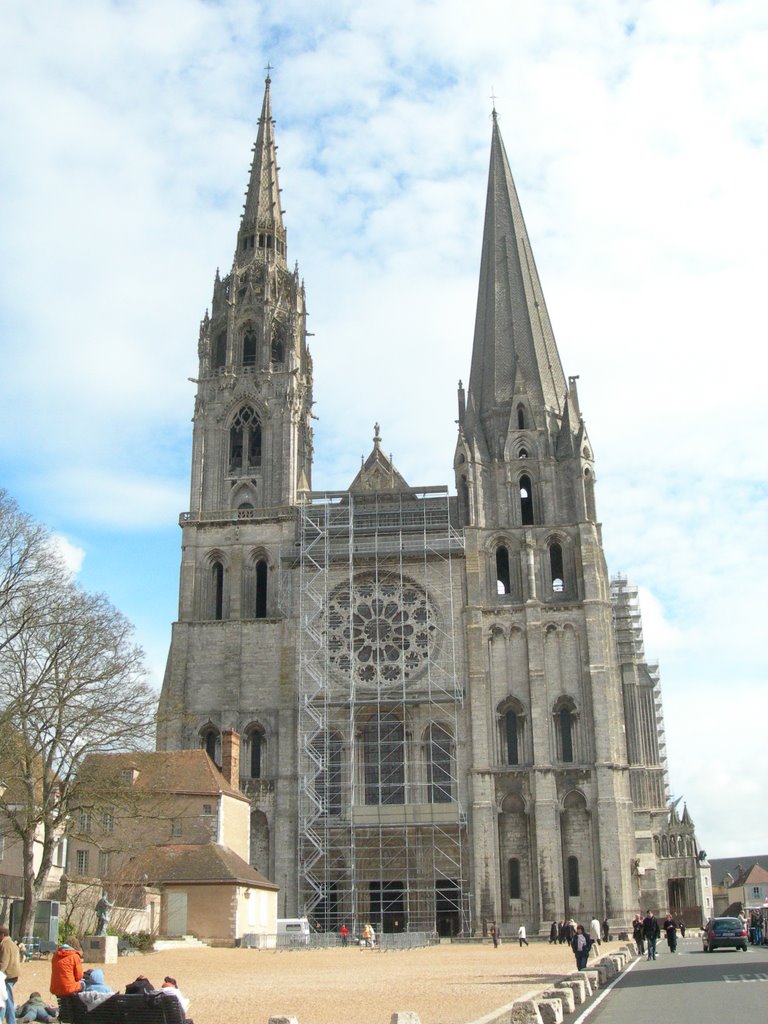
{"left": 519, "top": 474, "right": 534, "bottom": 525}
{"left": 426, "top": 724, "right": 453, "bottom": 804}
{"left": 363, "top": 715, "right": 405, "bottom": 806}
{"left": 229, "top": 405, "right": 262, "bottom": 473}
{"left": 496, "top": 545, "right": 511, "bottom": 595}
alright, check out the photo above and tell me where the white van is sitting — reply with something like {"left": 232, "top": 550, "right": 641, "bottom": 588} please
{"left": 277, "top": 917, "right": 311, "bottom": 946}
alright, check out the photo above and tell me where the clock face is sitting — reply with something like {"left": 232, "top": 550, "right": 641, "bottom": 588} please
{"left": 326, "top": 572, "right": 437, "bottom": 686}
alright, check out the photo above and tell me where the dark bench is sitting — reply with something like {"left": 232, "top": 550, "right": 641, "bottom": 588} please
{"left": 59, "top": 993, "right": 188, "bottom": 1024}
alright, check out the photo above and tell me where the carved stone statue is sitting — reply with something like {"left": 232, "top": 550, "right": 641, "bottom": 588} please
{"left": 95, "top": 893, "right": 114, "bottom": 936}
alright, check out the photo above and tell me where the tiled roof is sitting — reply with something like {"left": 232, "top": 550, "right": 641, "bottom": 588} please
{"left": 709, "top": 856, "right": 768, "bottom": 886}
{"left": 81, "top": 749, "right": 248, "bottom": 802}
{"left": 128, "top": 843, "right": 278, "bottom": 889}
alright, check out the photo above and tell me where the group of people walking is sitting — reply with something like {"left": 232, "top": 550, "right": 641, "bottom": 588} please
{"left": 632, "top": 910, "right": 683, "bottom": 960}
{"left": 549, "top": 917, "right": 610, "bottom": 947}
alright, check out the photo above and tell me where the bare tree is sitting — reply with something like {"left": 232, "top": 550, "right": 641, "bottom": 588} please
{"left": 0, "top": 489, "right": 67, "bottom": 655}
{"left": 0, "top": 492, "right": 156, "bottom": 937}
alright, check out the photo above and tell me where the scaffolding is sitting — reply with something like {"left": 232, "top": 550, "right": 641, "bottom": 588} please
{"left": 611, "top": 574, "right": 670, "bottom": 804}
{"left": 297, "top": 486, "right": 470, "bottom": 935}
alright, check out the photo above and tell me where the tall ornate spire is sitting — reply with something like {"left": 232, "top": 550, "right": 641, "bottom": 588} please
{"left": 466, "top": 112, "right": 567, "bottom": 443}
{"left": 236, "top": 74, "right": 287, "bottom": 266}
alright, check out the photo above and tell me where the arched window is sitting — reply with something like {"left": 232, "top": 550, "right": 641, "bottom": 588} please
{"left": 201, "top": 726, "right": 219, "bottom": 763}
{"left": 212, "top": 331, "right": 226, "bottom": 370}
{"left": 364, "top": 716, "right": 404, "bottom": 805}
{"left": 271, "top": 323, "right": 285, "bottom": 364}
{"left": 661, "top": 835, "right": 669, "bottom": 857}
{"left": 549, "top": 543, "right": 564, "bottom": 593}
{"left": 559, "top": 707, "right": 574, "bottom": 762}
{"left": 554, "top": 700, "right": 576, "bottom": 763}
{"left": 567, "top": 855, "right": 580, "bottom": 897}
{"left": 229, "top": 405, "right": 262, "bottom": 472}
{"left": 426, "top": 724, "right": 453, "bottom": 804}
{"left": 508, "top": 858, "right": 521, "bottom": 899}
{"left": 517, "top": 405, "right": 526, "bottom": 430}
{"left": 212, "top": 560, "right": 224, "bottom": 621}
{"left": 519, "top": 474, "right": 534, "bottom": 525}
{"left": 496, "top": 545, "right": 511, "bottom": 595}
{"left": 255, "top": 559, "right": 268, "bottom": 619}
{"left": 242, "top": 329, "right": 257, "bottom": 368}
{"left": 505, "top": 709, "right": 519, "bottom": 766}
{"left": 248, "top": 727, "right": 264, "bottom": 779}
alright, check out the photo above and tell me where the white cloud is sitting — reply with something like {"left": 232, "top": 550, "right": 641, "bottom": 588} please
{"left": 49, "top": 534, "right": 86, "bottom": 576}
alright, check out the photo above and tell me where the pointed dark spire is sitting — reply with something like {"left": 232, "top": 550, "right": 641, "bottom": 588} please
{"left": 466, "top": 113, "right": 567, "bottom": 438}
{"left": 236, "top": 75, "right": 287, "bottom": 264}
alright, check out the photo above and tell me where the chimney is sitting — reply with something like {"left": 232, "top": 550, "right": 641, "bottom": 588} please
{"left": 221, "top": 730, "right": 241, "bottom": 789}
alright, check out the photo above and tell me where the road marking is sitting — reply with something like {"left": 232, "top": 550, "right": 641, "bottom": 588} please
{"left": 571, "top": 956, "right": 642, "bottom": 1024}
{"left": 724, "top": 973, "right": 768, "bottom": 982}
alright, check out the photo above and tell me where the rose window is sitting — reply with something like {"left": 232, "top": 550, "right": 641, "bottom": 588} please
{"left": 326, "top": 574, "right": 436, "bottom": 684}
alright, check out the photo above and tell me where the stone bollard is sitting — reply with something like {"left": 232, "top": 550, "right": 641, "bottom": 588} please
{"left": 509, "top": 1000, "right": 544, "bottom": 1024}
{"left": 558, "top": 978, "right": 587, "bottom": 1005}
{"left": 573, "top": 970, "right": 593, "bottom": 995}
{"left": 390, "top": 1015, "right": 421, "bottom": 1024}
{"left": 594, "top": 961, "right": 611, "bottom": 985}
{"left": 582, "top": 969, "right": 600, "bottom": 991}
{"left": 600, "top": 955, "right": 617, "bottom": 978}
{"left": 535, "top": 998, "right": 564, "bottom": 1024}
{"left": 545, "top": 988, "right": 575, "bottom": 1014}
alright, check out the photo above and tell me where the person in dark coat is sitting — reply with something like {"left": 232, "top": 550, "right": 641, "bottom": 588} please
{"left": 549, "top": 922, "right": 558, "bottom": 944}
{"left": 632, "top": 915, "right": 645, "bottom": 955}
{"left": 643, "top": 909, "right": 660, "bottom": 961}
{"left": 571, "top": 924, "right": 592, "bottom": 970}
{"left": 663, "top": 914, "right": 678, "bottom": 953}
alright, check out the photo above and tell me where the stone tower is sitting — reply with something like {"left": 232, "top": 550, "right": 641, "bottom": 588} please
{"left": 159, "top": 84, "right": 708, "bottom": 935}
{"left": 454, "top": 111, "right": 636, "bottom": 928}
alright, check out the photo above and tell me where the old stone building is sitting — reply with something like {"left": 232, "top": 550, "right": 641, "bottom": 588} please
{"left": 158, "top": 77, "right": 709, "bottom": 934}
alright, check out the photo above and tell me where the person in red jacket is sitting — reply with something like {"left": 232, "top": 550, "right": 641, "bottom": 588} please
{"left": 49, "top": 943, "right": 84, "bottom": 997}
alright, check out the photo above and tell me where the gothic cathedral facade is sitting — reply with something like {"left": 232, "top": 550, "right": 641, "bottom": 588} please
{"left": 158, "top": 78, "right": 709, "bottom": 934}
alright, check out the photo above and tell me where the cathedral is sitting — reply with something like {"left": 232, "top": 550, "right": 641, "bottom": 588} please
{"left": 158, "top": 76, "right": 710, "bottom": 935}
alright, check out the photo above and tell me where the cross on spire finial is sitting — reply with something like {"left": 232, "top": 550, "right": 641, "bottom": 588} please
{"left": 265, "top": 61, "right": 274, "bottom": 80}
{"left": 490, "top": 86, "right": 498, "bottom": 120}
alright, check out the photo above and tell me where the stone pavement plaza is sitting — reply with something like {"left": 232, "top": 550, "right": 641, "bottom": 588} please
{"left": 16, "top": 941, "right": 626, "bottom": 1024}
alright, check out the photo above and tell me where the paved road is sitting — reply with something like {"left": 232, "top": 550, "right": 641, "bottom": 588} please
{"left": 576, "top": 937, "right": 768, "bottom": 1022}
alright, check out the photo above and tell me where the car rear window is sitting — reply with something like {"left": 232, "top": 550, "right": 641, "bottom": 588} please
{"left": 713, "top": 920, "right": 740, "bottom": 933}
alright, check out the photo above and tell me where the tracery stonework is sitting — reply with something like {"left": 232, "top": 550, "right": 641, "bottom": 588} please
{"left": 326, "top": 573, "right": 437, "bottom": 684}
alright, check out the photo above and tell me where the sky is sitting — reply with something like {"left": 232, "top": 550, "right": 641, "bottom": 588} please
{"left": 1, "top": 0, "right": 766, "bottom": 859}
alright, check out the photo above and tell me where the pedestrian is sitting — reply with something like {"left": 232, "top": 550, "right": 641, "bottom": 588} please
{"left": 0, "top": 925, "right": 21, "bottom": 1024}
{"left": 340, "top": 924, "right": 349, "bottom": 947}
{"left": 602, "top": 917, "right": 610, "bottom": 942}
{"left": 558, "top": 921, "right": 566, "bottom": 944}
{"left": 571, "top": 924, "right": 592, "bottom": 970}
{"left": 517, "top": 925, "right": 528, "bottom": 947}
{"left": 490, "top": 921, "right": 499, "bottom": 949}
{"left": 549, "top": 922, "right": 558, "bottom": 944}
{"left": 663, "top": 914, "right": 678, "bottom": 953}
{"left": 593, "top": 917, "right": 606, "bottom": 954}
{"left": 643, "top": 909, "right": 660, "bottom": 961}
{"left": 632, "top": 914, "right": 644, "bottom": 955}
{"left": 677, "top": 917, "right": 686, "bottom": 939}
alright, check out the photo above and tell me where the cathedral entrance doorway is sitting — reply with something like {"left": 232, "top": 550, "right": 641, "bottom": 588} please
{"left": 435, "top": 880, "right": 461, "bottom": 937}
{"left": 369, "top": 880, "right": 406, "bottom": 932}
